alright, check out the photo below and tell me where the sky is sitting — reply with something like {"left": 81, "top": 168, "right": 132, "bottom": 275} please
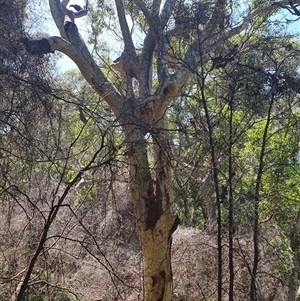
{"left": 49, "top": 1, "right": 300, "bottom": 73}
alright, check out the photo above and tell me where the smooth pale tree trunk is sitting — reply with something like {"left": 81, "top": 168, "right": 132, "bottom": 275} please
{"left": 141, "top": 222, "right": 173, "bottom": 301}
{"left": 123, "top": 117, "right": 178, "bottom": 301}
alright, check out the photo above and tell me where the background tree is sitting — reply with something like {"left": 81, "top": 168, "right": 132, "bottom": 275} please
{"left": 168, "top": 17, "right": 300, "bottom": 299}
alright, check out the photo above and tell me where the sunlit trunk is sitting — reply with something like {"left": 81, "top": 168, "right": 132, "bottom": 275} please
{"left": 141, "top": 216, "right": 173, "bottom": 301}
{"left": 124, "top": 116, "right": 177, "bottom": 301}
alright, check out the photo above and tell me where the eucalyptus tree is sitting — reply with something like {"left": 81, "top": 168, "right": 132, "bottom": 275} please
{"left": 19, "top": 0, "right": 300, "bottom": 300}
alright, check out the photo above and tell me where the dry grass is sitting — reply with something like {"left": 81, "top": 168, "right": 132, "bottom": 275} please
{"left": 0, "top": 187, "right": 291, "bottom": 301}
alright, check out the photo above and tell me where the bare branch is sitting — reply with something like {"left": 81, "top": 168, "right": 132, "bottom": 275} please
{"left": 138, "top": 29, "right": 156, "bottom": 97}
{"left": 72, "top": 9, "right": 88, "bottom": 18}
{"left": 115, "top": 0, "right": 135, "bottom": 51}
{"left": 113, "top": 0, "right": 139, "bottom": 99}
{"left": 159, "top": 0, "right": 176, "bottom": 29}
{"left": 273, "top": 0, "right": 300, "bottom": 15}
{"left": 27, "top": 281, "right": 81, "bottom": 301}
{"left": 47, "top": 36, "right": 124, "bottom": 114}
{"left": 49, "top": 0, "right": 68, "bottom": 40}
{"left": 132, "top": 0, "right": 159, "bottom": 97}
{"left": 152, "top": 0, "right": 162, "bottom": 16}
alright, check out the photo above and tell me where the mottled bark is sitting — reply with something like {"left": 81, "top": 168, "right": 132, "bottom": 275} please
{"left": 123, "top": 115, "right": 178, "bottom": 301}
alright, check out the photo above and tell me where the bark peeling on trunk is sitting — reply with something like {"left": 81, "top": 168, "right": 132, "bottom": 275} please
{"left": 122, "top": 111, "right": 177, "bottom": 301}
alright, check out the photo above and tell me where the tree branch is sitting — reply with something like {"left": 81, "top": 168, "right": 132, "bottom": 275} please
{"left": 47, "top": 36, "right": 124, "bottom": 114}
{"left": 45, "top": 0, "right": 300, "bottom": 123}
{"left": 159, "top": 0, "right": 176, "bottom": 29}
{"left": 138, "top": 28, "right": 156, "bottom": 97}
{"left": 48, "top": 0, "right": 127, "bottom": 113}
{"left": 133, "top": 0, "right": 156, "bottom": 29}
{"left": 152, "top": 0, "right": 162, "bottom": 16}
{"left": 115, "top": 0, "right": 135, "bottom": 52}
{"left": 112, "top": 0, "right": 140, "bottom": 99}
{"left": 273, "top": 0, "right": 300, "bottom": 15}
{"left": 163, "top": 0, "right": 300, "bottom": 104}
{"left": 132, "top": 1, "right": 157, "bottom": 97}
{"left": 49, "top": 0, "right": 68, "bottom": 40}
